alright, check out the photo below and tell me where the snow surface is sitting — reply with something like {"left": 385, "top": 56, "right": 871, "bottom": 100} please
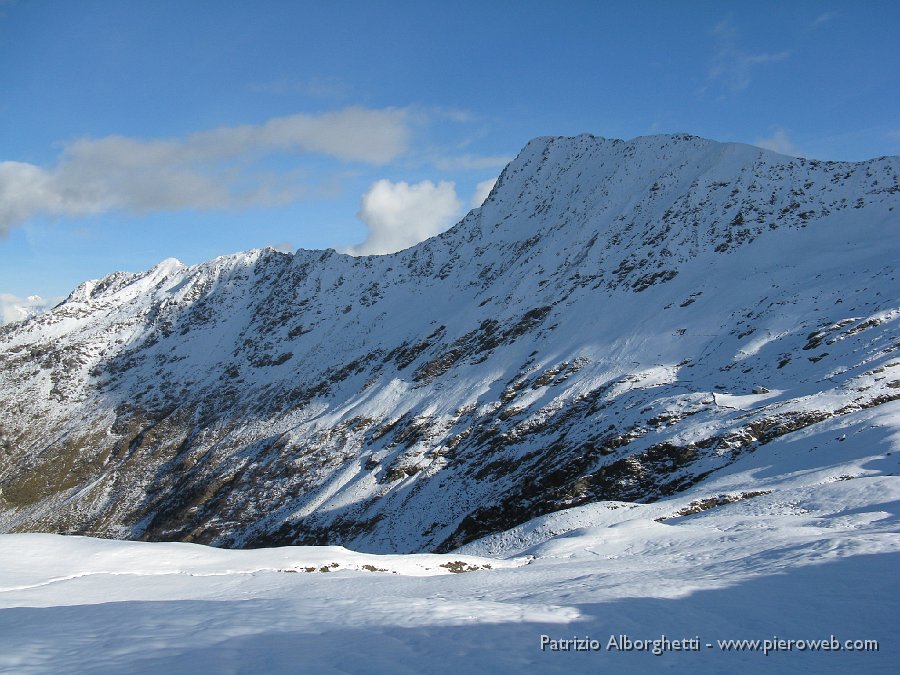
{"left": 1, "top": 402, "right": 898, "bottom": 673}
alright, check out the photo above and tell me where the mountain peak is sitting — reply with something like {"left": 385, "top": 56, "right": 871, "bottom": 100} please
{"left": 1, "top": 132, "right": 898, "bottom": 553}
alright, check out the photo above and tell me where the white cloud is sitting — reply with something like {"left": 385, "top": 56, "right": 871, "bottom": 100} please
{"left": 709, "top": 19, "right": 790, "bottom": 93}
{"left": 0, "top": 107, "right": 411, "bottom": 235}
{"left": 810, "top": 12, "right": 835, "bottom": 29}
{"left": 0, "top": 293, "right": 60, "bottom": 325}
{"left": 344, "top": 179, "right": 462, "bottom": 256}
{"left": 755, "top": 128, "right": 804, "bottom": 157}
{"left": 471, "top": 178, "right": 497, "bottom": 208}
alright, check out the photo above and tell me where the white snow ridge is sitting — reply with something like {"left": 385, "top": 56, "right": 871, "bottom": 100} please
{"left": 0, "top": 133, "right": 899, "bottom": 673}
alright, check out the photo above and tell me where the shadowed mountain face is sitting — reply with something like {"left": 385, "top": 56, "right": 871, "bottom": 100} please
{"left": 1, "top": 133, "right": 898, "bottom": 553}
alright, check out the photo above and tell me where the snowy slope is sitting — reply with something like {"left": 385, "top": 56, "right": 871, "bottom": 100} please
{"left": 0, "top": 133, "right": 898, "bottom": 554}
{"left": 1, "top": 400, "right": 898, "bottom": 673}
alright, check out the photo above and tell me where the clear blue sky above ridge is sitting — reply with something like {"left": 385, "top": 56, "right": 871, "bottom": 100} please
{"left": 1, "top": 0, "right": 898, "bottom": 305}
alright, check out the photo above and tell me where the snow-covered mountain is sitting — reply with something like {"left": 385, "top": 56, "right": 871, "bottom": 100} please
{"left": 1, "top": 133, "right": 898, "bottom": 554}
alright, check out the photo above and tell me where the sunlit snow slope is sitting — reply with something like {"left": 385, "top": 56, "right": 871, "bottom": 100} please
{"left": 0, "top": 133, "right": 898, "bottom": 553}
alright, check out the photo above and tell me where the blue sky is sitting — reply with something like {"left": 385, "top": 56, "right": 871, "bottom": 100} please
{"left": 1, "top": 0, "right": 898, "bottom": 307}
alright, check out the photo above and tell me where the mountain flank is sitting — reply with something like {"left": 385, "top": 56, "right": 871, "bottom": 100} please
{"left": 1, "top": 133, "right": 898, "bottom": 552}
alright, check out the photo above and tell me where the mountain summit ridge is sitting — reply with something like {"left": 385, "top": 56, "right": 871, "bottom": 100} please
{"left": 1, "top": 133, "right": 898, "bottom": 552}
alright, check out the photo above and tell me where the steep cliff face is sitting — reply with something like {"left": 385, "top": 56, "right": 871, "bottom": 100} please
{"left": 1, "top": 133, "right": 898, "bottom": 552}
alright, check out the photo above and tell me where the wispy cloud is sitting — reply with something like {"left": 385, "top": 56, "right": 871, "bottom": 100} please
{"left": 0, "top": 107, "right": 411, "bottom": 235}
{"left": 0, "top": 292, "right": 60, "bottom": 325}
{"left": 810, "top": 12, "right": 835, "bottom": 29}
{"left": 433, "top": 154, "right": 512, "bottom": 172}
{"left": 343, "top": 179, "right": 462, "bottom": 256}
{"left": 754, "top": 128, "right": 805, "bottom": 157}
{"left": 709, "top": 19, "right": 790, "bottom": 93}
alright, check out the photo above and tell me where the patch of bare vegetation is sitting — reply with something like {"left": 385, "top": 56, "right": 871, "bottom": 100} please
{"left": 655, "top": 490, "right": 772, "bottom": 521}
{"left": 440, "top": 561, "right": 491, "bottom": 573}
